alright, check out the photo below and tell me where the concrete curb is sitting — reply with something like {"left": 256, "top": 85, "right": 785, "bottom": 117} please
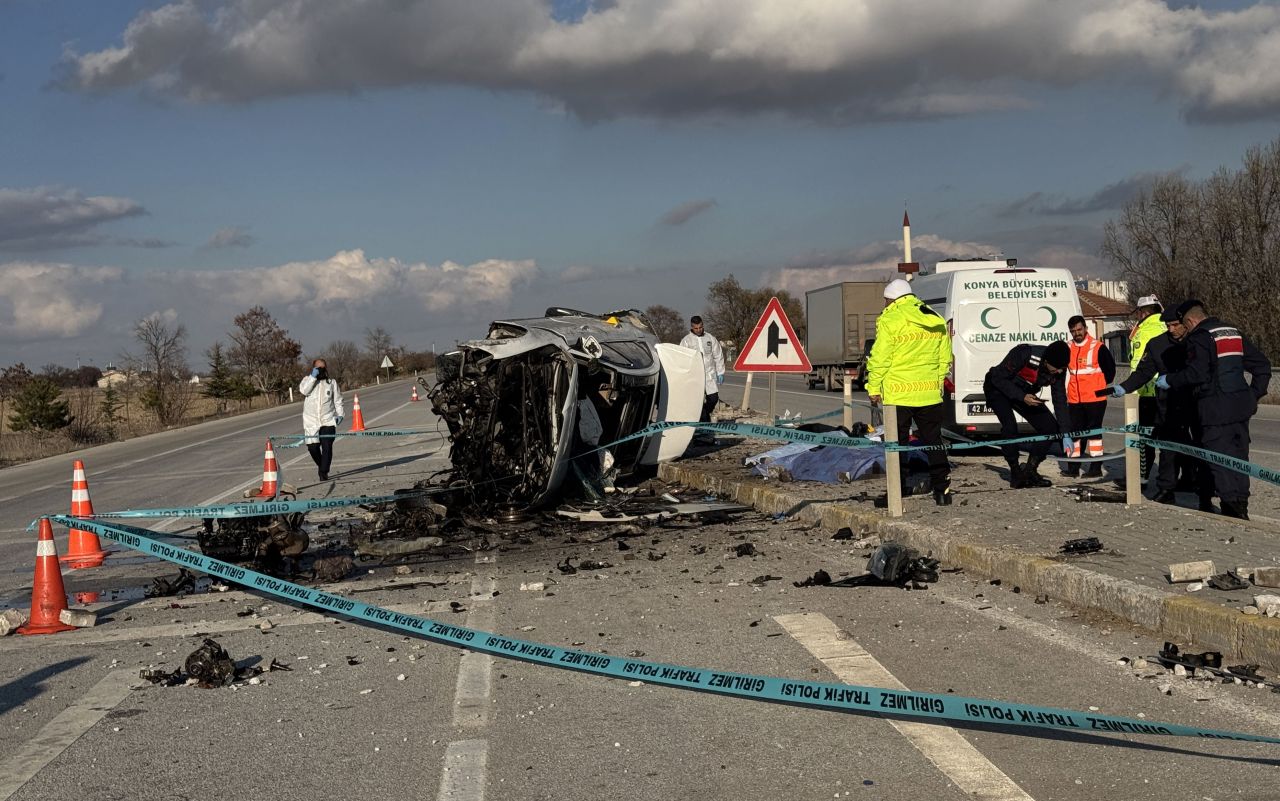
{"left": 659, "top": 461, "right": 1280, "bottom": 672}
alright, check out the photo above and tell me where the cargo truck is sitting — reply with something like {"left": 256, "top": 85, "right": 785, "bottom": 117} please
{"left": 804, "top": 281, "right": 885, "bottom": 391}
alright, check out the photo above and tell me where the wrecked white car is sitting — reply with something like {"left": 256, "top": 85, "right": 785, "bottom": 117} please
{"left": 428, "top": 308, "right": 704, "bottom": 510}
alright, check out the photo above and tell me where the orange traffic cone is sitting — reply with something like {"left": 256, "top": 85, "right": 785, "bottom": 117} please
{"left": 19, "top": 519, "right": 76, "bottom": 635}
{"left": 252, "top": 440, "right": 280, "bottom": 499}
{"left": 410, "top": 385, "right": 420, "bottom": 402}
{"left": 350, "top": 395, "right": 366, "bottom": 432}
{"left": 62, "top": 459, "right": 106, "bottom": 568}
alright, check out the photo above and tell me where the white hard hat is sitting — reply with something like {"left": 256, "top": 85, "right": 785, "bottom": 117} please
{"left": 1135, "top": 294, "right": 1161, "bottom": 309}
{"left": 884, "top": 279, "right": 914, "bottom": 300}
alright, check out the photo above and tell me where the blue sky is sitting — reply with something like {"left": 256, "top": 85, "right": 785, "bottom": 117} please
{"left": 2, "top": 0, "right": 1279, "bottom": 367}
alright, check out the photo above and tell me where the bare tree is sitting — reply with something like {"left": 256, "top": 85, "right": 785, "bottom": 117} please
{"left": 1101, "top": 173, "right": 1200, "bottom": 305}
{"left": 702, "top": 274, "right": 806, "bottom": 355}
{"left": 322, "top": 340, "right": 361, "bottom": 388}
{"left": 643, "top": 304, "right": 685, "bottom": 343}
{"left": 1102, "top": 136, "right": 1280, "bottom": 360}
{"left": 363, "top": 327, "right": 395, "bottom": 362}
{"left": 131, "top": 314, "right": 192, "bottom": 425}
{"left": 228, "top": 306, "right": 302, "bottom": 403}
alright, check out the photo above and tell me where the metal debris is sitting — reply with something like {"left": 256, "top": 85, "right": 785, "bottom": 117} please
{"left": 1206, "top": 571, "right": 1250, "bottom": 591}
{"left": 1058, "top": 537, "right": 1103, "bottom": 557}
{"left": 145, "top": 569, "right": 198, "bottom": 598}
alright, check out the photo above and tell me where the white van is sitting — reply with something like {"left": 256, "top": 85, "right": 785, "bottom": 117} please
{"left": 909, "top": 259, "right": 1082, "bottom": 434}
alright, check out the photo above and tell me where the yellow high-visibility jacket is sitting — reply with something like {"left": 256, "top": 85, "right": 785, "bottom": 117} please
{"left": 1129, "top": 313, "right": 1165, "bottom": 397}
{"left": 865, "top": 295, "right": 953, "bottom": 407}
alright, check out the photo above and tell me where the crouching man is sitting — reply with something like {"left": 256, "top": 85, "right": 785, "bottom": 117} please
{"left": 983, "top": 341, "right": 1071, "bottom": 489}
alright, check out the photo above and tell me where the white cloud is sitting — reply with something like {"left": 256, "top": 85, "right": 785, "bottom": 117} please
{"left": 57, "top": 0, "right": 1280, "bottom": 122}
{"left": 0, "top": 186, "right": 145, "bottom": 251}
{"left": 0, "top": 262, "right": 124, "bottom": 340}
{"left": 0, "top": 250, "right": 538, "bottom": 354}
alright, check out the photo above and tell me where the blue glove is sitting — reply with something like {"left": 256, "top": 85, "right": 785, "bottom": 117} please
{"left": 717, "top": 374, "right": 724, "bottom": 385}
{"left": 336, "top": 416, "right": 343, "bottom": 426}
{"left": 1155, "top": 374, "right": 1170, "bottom": 391}
{"left": 1062, "top": 436, "right": 1073, "bottom": 455}
{"left": 1111, "top": 385, "right": 1126, "bottom": 397}
{"left": 311, "top": 367, "right": 320, "bottom": 378}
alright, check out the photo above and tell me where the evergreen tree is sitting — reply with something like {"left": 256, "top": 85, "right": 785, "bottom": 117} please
{"left": 203, "top": 342, "right": 237, "bottom": 414}
{"left": 8, "top": 378, "right": 73, "bottom": 432}
{"left": 99, "top": 385, "right": 123, "bottom": 435}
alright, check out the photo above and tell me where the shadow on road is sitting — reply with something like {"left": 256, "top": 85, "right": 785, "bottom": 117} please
{"left": 0, "top": 657, "right": 92, "bottom": 715}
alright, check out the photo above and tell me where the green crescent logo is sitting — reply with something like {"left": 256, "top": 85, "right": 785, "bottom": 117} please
{"left": 980, "top": 307, "right": 999, "bottom": 329}
{"left": 1038, "top": 306, "right": 1057, "bottom": 328}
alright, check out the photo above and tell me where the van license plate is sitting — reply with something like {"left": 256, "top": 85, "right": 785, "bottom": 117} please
{"left": 966, "top": 403, "right": 989, "bottom": 415}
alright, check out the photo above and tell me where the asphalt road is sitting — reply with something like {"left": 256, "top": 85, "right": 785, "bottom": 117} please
{"left": 2, "top": 378, "right": 1279, "bottom": 800}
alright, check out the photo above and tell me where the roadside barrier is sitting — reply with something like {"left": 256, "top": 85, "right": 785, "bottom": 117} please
{"left": 45, "top": 513, "right": 1280, "bottom": 746}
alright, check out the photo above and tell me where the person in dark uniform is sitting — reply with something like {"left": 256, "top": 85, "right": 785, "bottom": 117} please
{"left": 1163, "top": 301, "right": 1271, "bottom": 520}
{"left": 984, "top": 340, "right": 1072, "bottom": 488}
{"left": 1112, "top": 306, "right": 1214, "bottom": 511}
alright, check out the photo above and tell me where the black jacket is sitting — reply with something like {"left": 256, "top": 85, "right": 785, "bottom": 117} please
{"left": 984, "top": 344, "right": 1071, "bottom": 431}
{"left": 1120, "top": 331, "right": 1195, "bottom": 422}
{"left": 1166, "top": 317, "right": 1272, "bottom": 425}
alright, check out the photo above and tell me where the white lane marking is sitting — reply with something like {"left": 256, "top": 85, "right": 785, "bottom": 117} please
{"left": 0, "top": 669, "right": 137, "bottom": 801}
{"left": 437, "top": 739, "right": 488, "bottom": 801}
{"left": 453, "top": 556, "right": 497, "bottom": 728}
{"left": 775, "top": 612, "right": 1036, "bottom": 801}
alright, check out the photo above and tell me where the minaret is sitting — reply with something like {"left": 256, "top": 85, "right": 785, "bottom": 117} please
{"left": 897, "top": 210, "right": 919, "bottom": 279}
{"left": 903, "top": 210, "right": 912, "bottom": 265}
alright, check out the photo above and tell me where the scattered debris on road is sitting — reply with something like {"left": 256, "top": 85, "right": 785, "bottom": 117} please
{"left": 145, "top": 568, "right": 200, "bottom": 598}
{"left": 0, "top": 608, "right": 28, "bottom": 636}
{"left": 1058, "top": 537, "right": 1103, "bottom": 557}
{"left": 1168, "top": 560, "right": 1216, "bottom": 584}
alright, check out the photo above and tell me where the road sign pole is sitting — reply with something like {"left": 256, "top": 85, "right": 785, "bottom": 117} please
{"left": 741, "top": 372, "right": 753, "bottom": 411}
{"left": 768, "top": 374, "right": 777, "bottom": 421}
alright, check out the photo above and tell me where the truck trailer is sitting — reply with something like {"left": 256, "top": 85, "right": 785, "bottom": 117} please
{"left": 804, "top": 281, "right": 884, "bottom": 391}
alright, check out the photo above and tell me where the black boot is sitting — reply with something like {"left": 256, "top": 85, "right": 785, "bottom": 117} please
{"left": 1008, "top": 463, "right": 1025, "bottom": 489}
{"left": 1081, "top": 463, "right": 1103, "bottom": 478}
{"left": 1221, "top": 499, "right": 1249, "bottom": 521}
{"left": 1021, "top": 456, "right": 1053, "bottom": 488}
{"left": 1153, "top": 490, "right": 1178, "bottom": 505}
{"left": 933, "top": 480, "right": 953, "bottom": 506}
{"left": 1198, "top": 495, "right": 1217, "bottom": 514}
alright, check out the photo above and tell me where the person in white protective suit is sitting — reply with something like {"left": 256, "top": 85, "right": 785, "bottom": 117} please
{"left": 299, "top": 358, "right": 344, "bottom": 481}
{"left": 679, "top": 315, "right": 725, "bottom": 444}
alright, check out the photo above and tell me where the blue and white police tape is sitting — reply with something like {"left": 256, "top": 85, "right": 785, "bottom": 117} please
{"left": 270, "top": 429, "right": 435, "bottom": 449}
{"left": 590, "top": 419, "right": 1137, "bottom": 456}
{"left": 1130, "top": 435, "right": 1280, "bottom": 489}
{"left": 45, "top": 513, "right": 1280, "bottom": 746}
{"left": 70, "top": 490, "right": 435, "bottom": 522}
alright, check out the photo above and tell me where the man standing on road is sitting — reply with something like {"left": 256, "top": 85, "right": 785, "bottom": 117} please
{"left": 300, "top": 358, "right": 344, "bottom": 482}
{"left": 1129, "top": 295, "right": 1166, "bottom": 480}
{"left": 984, "top": 340, "right": 1072, "bottom": 489}
{"left": 1163, "top": 301, "right": 1271, "bottom": 520}
{"left": 680, "top": 315, "right": 725, "bottom": 445}
{"left": 1060, "top": 315, "right": 1115, "bottom": 478}
{"left": 866, "top": 279, "right": 954, "bottom": 505}
{"left": 1112, "top": 306, "right": 1213, "bottom": 510}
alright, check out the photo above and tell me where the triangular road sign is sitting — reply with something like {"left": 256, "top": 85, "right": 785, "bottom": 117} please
{"left": 380, "top": 355, "right": 394, "bottom": 369}
{"left": 734, "top": 297, "right": 811, "bottom": 372}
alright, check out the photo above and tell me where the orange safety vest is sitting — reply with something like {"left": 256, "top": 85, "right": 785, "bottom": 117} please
{"left": 1066, "top": 335, "right": 1106, "bottom": 404}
